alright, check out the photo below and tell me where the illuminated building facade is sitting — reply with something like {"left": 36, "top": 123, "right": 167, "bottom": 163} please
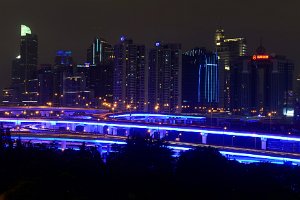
{"left": 1, "top": 88, "right": 19, "bottom": 104}
{"left": 230, "top": 45, "right": 294, "bottom": 116}
{"left": 5, "top": 56, "right": 23, "bottom": 104}
{"left": 63, "top": 75, "right": 92, "bottom": 107}
{"left": 4, "top": 25, "right": 39, "bottom": 105}
{"left": 215, "top": 28, "right": 247, "bottom": 110}
{"left": 148, "top": 42, "right": 182, "bottom": 113}
{"left": 87, "top": 37, "right": 114, "bottom": 101}
{"left": 53, "top": 50, "right": 74, "bottom": 106}
{"left": 113, "top": 37, "right": 147, "bottom": 111}
{"left": 19, "top": 25, "right": 39, "bottom": 104}
{"left": 182, "top": 48, "right": 219, "bottom": 111}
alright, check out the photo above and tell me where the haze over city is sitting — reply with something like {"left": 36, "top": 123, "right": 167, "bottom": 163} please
{"left": 2, "top": 0, "right": 300, "bottom": 199}
{"left": 0, "top": 0, "right": 299, "bottom": 90}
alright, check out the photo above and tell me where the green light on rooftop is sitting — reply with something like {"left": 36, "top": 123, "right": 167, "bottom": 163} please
{"left": 21, "top": 25, "right": 31, "bottom": 36}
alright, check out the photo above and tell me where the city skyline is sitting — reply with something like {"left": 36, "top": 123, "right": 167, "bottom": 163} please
{"left": 0, "top": 0, "right": 299, "bottom": 90}
{"left": 2, "top": 1, "right": 300, "bottom": 198}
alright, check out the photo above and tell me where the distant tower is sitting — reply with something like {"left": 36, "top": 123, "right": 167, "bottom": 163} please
{"left": 215, "top": 28, "right": 225, "bottom": 46}
{"left": 182, "top": 48, "right": 219, "bottom": 111}
{"left": 148, "top": 42, "right": 182, "bottom": 113}
{"left": 215, "top": 28, "right": 247, "bottom": 111}
{"left": 38, "top": 65, "right": 54, "bottom": 105}
{"left": 16, "top": 25, "right": 38, "bottom": 104}
{"left": 87, "top": 37, "right": 114, "bottom": 101}
{"left": 230, "top": 45, "right": 294, "bottom": 116}
{"left": 113, "top": 36, "right": 147, "bottom": 111}
{"left": 53, "top": 50, "right": 74, "bottom": 106}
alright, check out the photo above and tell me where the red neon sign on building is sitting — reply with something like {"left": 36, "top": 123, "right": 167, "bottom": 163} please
{"left": 252, "top": 55, "right": 270, "bottom": 60}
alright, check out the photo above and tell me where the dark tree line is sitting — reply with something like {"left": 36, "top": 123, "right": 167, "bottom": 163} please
{"left": 0, "top": 136, "right": 300, "bottom": 199}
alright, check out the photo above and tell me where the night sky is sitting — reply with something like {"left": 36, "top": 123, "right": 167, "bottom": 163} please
{"left": 0, "top": 0, "right": 299, "bottom": 90}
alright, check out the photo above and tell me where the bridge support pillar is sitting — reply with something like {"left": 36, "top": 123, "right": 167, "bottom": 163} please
{"left": 44, "top": 122, "right": 51, "bottom": 129}
{"left": 50, "top": 121, "right": 56, "bottom": 129}
{"left": 61, "top": 141, "right": 66, "bottom": 151}
{"left": 201, "top": 133, "right": 208, "bottom": 144}
{"left": 107, "top": 127, "right": 113, "bottom": 135}
{"left": 98, "top": 125, "right": 104, "bottom": 134}
{"left": 125, "top": 128, "right": 130, "bottom": 136}
{"left": 149, "top": 129, "right": 155, "bottom": 138}
{"left": 15, "top": 121, "right": 21, "bottom": 126}
{"left": 261, "top": 137, "right": 267, "bottom": 150}
{"left": 71, "top": 124, "right": 76, "bottom": 131}
{"left": 106, "top": 144, "right": 111, "bottom": 155}
{"left": 97, "top": 145, "right": 102, "bottom": 156}
{"left": 169, "top": 119, "right": 176, "bottom": 124}
{"left": 160, "top": 130, "right": 166, "bottom": 139}
{"left": 85, "top": 125, "right": 94, "bottom": 133}
{"left": 112, "top": 127, "right": 118, "bottom": 135}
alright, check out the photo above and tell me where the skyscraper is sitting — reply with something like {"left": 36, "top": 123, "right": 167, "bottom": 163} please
{"left": 87, "top": 37, "right": 113, "bottom": 66}
{"left": 148, "top": 42, "right": 182, "bottom": 113}
{"left": 53, "top": 50, "right": 73, "bottom": 106}
{"left": 19, "top": 25, "right": 38, "bottom": 104}
{"left": 113, "top": 36, "right": 147, "bottom": 111}
{"left": 182, "top": 48, "right": 219, "bottom": 111}
{"left": 38, "top": 65, "right": 54, "bottom": 105}
{"left": 230, "top": 45, "right": 294, "bottom": 116}
{"left": 215, "top": 28, "right": 247, "bottom": 110}
{"left": 87, "top": 37, "right": 114, "bottom": 101}
{"left": 295, "top": 75, "right": 300, "bottom": 120}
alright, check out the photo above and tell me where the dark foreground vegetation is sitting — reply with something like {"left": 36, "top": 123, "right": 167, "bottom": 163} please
{"left": 1, "top": 137, "right": 300, "bottom": 200}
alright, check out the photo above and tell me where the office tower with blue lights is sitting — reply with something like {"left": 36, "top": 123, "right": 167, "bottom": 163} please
{"left": 215, "top": 28, "right": 247, "bottom": 111}
{"left": 148, "top": 42, "right": 182, "bottom": 113}
{"left": 113, "top": 36, "right": 147, "bottom": 111}
{"left": 182, "top": 48, "right": 219, "bottom": 111}
{"left": 230, "top": 45, "right": 294, "bottom": 116}
{"left": 87, "top": 37, "right": 114, "bottom": 102}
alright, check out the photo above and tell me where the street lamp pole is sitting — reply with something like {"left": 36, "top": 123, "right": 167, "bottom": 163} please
{"left": 127, "top": 105, "right": 132, "bottom": 120}
{"left": 268, "top": 112, "right": 272, "bottom": 133}
{"left": 208, "top": 109, "right": 212, "bottom": 128}
{"left": 232, "top": 136, "right": 235, "bottom": 146}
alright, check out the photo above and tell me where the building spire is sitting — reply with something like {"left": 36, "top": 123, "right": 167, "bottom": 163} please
{"left": 256, "top": 37, "right": 266, "bottom": 54}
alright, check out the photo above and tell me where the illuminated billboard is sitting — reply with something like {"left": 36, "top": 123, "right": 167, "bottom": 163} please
{"left": 252, "top": 55, "right": 270, "bottom": 60}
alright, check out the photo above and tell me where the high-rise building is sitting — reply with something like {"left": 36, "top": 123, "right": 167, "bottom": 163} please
{"left": 11, "top": 55, "right": 22, "bottom": 86}
{"left": 295, "top": 75, "right": 300, "bottom": 120}
{"left": 63, "top": 74, "right": 92, "bottom": 107}
{"left": 230, "top": 45, "right": 294, "bottom": 116}
{"left": 53, "top": 50, "right": 74, "bottom": 106}
{"left": 182, "top": 48, "right": 219, "bottom": 111}
{"left": 1, "top": 88, "right": 19, "bottom": 105}
{"left": 87, "top": 37, "right": 113, "bottom": 66}
{"left": 297, "top": 75, "right": 300, "bottom": 98}
{"left": 215, "top": 28, "right": 247, "bottom": 110}
{"left": 38, "top": 65, "right": 54, "bottom": 105}
{"left": 148, "top": 42, "right": 182, "bottom": 113}
{"left": 113, "top": 36, "right": 147, "bottom": 111}
{"left": 87, "top": 37, "right": 114, "bottom": 102}
{"left": 16, "top": 25, "right": 39, "bottom": 104}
